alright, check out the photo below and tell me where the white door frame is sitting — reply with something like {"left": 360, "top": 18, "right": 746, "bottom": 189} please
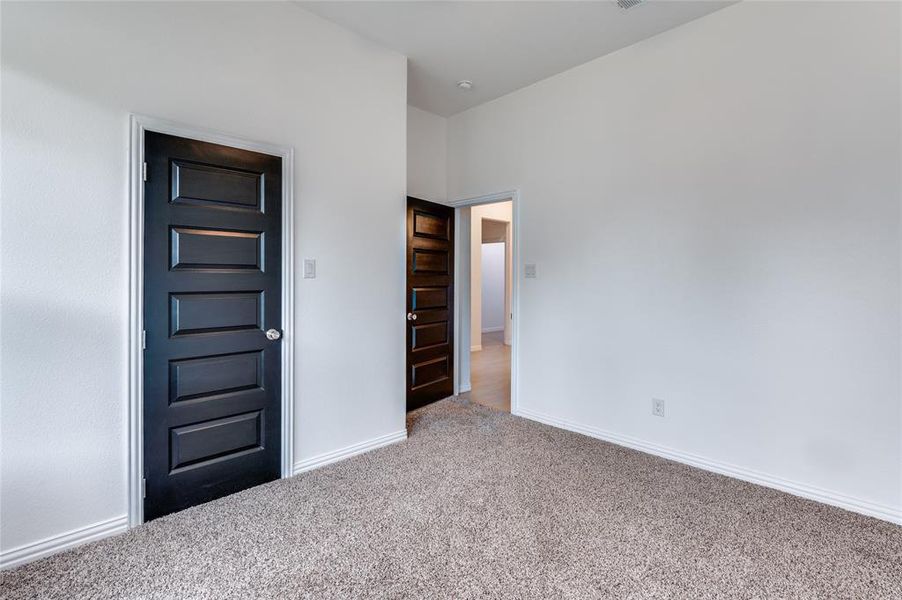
{"left": 447, "top": 190, "right": 520, "bottom": 414}
{"left": 127, "top": 114, "right": 295, "bottom": 527}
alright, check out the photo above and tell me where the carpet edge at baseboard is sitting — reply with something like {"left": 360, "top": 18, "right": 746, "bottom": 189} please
{"left": 512, "top": 407, "right": 901, "bottom": 526}
{"left": 292, "top": 429, "right": 408, "bottom": 476}
{"left": 2, "top": 429, "right": 410, "bottom": 571}
{"left": 0, "top": 515, "right": 129, "bottom": 571}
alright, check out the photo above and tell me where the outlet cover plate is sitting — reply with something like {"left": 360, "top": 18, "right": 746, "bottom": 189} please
{"left": 652, "top": 398, "right": 665, "bottom": 417}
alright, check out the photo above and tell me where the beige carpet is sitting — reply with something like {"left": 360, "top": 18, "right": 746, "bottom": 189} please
{"left": 2, "top": 398, "right": 900, "bottom": 599}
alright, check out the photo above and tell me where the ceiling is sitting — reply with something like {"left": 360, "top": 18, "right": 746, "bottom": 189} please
{"left": 297, "top": 0, "right": 736, "bottom": 117}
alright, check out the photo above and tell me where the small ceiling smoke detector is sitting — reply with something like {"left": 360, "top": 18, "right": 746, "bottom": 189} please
{"left": 456, "top": 80, "right": 473, "bottom": 90}
{"left": 616, "top": 0, "right": 646, "bottom": 10}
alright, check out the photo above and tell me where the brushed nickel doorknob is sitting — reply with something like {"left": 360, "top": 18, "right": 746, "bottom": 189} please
{"left": 407, "top": 312, "right": 418, "bottom": 321}
{"left": 266, "top": 328, "right": 282, "bottom": 340}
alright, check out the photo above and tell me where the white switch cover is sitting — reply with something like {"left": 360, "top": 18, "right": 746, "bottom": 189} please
{"left": 303, "top": 258, "right": 316, "bottom": 279}
{"left": 524, "top": 263, "right": 537, "bottom": 279}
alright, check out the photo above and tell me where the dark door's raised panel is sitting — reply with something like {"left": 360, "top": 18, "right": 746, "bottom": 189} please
{"left": 413, "top": 210, "right": 450, "bottom": 240}
{"left": 407, "top": 198, "right": 454, "bottom": 410}
{"left": 170, "top": 227, "right": 262, "bottom": 271}
{"left": 412, "top": 322, "right": 448, "bottom": 350}
{"left": 412, "top": 287, "right": 448, "bottom": 311}
{"left": 411, "top": 356, "right": 450, "bottom": 391}
{"left": 412, "top": 309, "right": 449, "bottom": 325}
{"left": 412, "top": 249, "right": 449, "bottom": 274}
{"left": 170, "top": 292, "right": 262, "bottom": 336}
{"left": 171, "top": 160, "right": 263, "bottom": 211}
{"left": 169, "top": 351, "right": 263, "bottom": 404}
{"left": 144, "top": 131, "right": 281, "bottom": 521}
{"left": 169, "top": 411, "right": 263, "bottom": 472}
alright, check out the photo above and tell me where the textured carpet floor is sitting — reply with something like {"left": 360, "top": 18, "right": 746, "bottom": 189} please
{"left": 2, "top": 398, "right": 901, "bottom": 599}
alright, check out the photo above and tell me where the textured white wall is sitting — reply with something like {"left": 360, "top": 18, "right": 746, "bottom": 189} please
{"left": 1, "top": 1, "right": 406, "bottom": 555}
{"left": 407, "top": 106, "right": 447, "bottom": 202}
{"left": 481, "top": 243, "right": 506, "bottom": 332}
{"left": 448, "top": 1, "right": 901, "bottom": 517}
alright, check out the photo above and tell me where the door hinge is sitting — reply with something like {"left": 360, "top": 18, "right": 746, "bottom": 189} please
{"left": 142, "top": 330, "right": 146, "bottom": 350}
{"left": 142, "top": 478, "right": 146, "bottom": 498}
{"left": 142, "top": 162, "right": 148, "bottom": 182}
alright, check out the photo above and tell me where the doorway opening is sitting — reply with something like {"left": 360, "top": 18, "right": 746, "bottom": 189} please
{"left": 453, "top": 195, "right": 517, "bottom": 413}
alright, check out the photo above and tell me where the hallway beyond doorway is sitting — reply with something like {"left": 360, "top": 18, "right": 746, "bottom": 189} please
{"left": 464, "top": 331, "right": 510, "bottom": 412}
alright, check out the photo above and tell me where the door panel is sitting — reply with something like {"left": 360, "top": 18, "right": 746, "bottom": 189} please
{"left": 412, "top": 322, "right": 448, "bottom": 350}
{"left": 169, "top": 291, "right": 263, "bottom": 336}
{"left": 144, "top": 131, "right": 282, "bottom": 521}
{"left": 412, "top": 211, "right": 450, "bottom": 238}
{"left": 170, "top": 227, "right": 263, "bottom": 271}
{"left": 169, "top": 411, "right": 264, "bottom": 472}
{"left": 171, "top": 160, "right": 263, "bottom": 210}
{"left": 411, "top": 287, "right": 448, "bottom": 310}
{"left": 411, "top": 356, "right": 450, "bottom": 390}
{"left": 412, "top": 249, "right": 449, "bottom": 274}
{"left": 169, "top": 351, "right": 263, "bottom": 403}
{"left": 406, "top": 197, "right": 454, "bottom": 410}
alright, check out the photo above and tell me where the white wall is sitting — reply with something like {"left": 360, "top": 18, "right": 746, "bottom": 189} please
{"left": 1, "top": 1, "right": 407, "bottom": 558}
{"left": 448, "top": 1, "right": 901, "bottom": 520}
{"left": 407, "top": 106, "right": 447, "bottom": 202}
{"left": 481, "top": 243, "right": 506, "bottom": 332}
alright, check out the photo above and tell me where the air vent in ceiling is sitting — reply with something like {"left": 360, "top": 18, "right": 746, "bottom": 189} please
{"left": 616, "top": 0, "right": 646, "bottom": 10}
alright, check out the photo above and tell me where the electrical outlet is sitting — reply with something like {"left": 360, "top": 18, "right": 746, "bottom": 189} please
{"left": 652, "top": 398, "right": 665, "bottom": 418}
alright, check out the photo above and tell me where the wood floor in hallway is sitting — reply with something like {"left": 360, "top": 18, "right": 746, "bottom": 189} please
{"left": 464, "top": 331, "right": 511, "bottom": 412}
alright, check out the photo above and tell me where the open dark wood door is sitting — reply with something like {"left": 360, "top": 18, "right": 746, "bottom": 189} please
{"left": 406, "top": 197, "right": 454, "bottom": 411}
{"left": 143, "top": 131, "right": 282, "bottom": 520}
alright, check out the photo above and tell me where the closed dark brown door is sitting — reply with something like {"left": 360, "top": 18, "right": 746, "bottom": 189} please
{"left": 143, "top": 131, "right": 282, "bottom": 521}
{"left": 406, "top": 197, "right": 454, "bottom": 411}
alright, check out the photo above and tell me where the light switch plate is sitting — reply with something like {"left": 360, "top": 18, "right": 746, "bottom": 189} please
{"left": 303, "top": 258, "right": 316, "bottom": 279}
{"left": 524, "top": 263, "right": 537, "bottom": 279}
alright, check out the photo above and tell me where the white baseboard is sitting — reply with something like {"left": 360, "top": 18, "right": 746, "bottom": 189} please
{"left": 1, "top": 514, "right": 129, "bottom": 570}
{"left": 513, "top": 407, "right": 901, "bottom": 525}
{"left": 458, "top": 383, "right": 472, "bottom": 393}
{"left": 293, "top": 429, "right": 407, "bottom": 475}
{"left": 2, "top": 430, "right": 404, "bottom": 570}
{"left": 470, "top": 344, "right": 482, "bottom": 352}
{"left": 481, "top": 326, "right": 504, "bottom": 333}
